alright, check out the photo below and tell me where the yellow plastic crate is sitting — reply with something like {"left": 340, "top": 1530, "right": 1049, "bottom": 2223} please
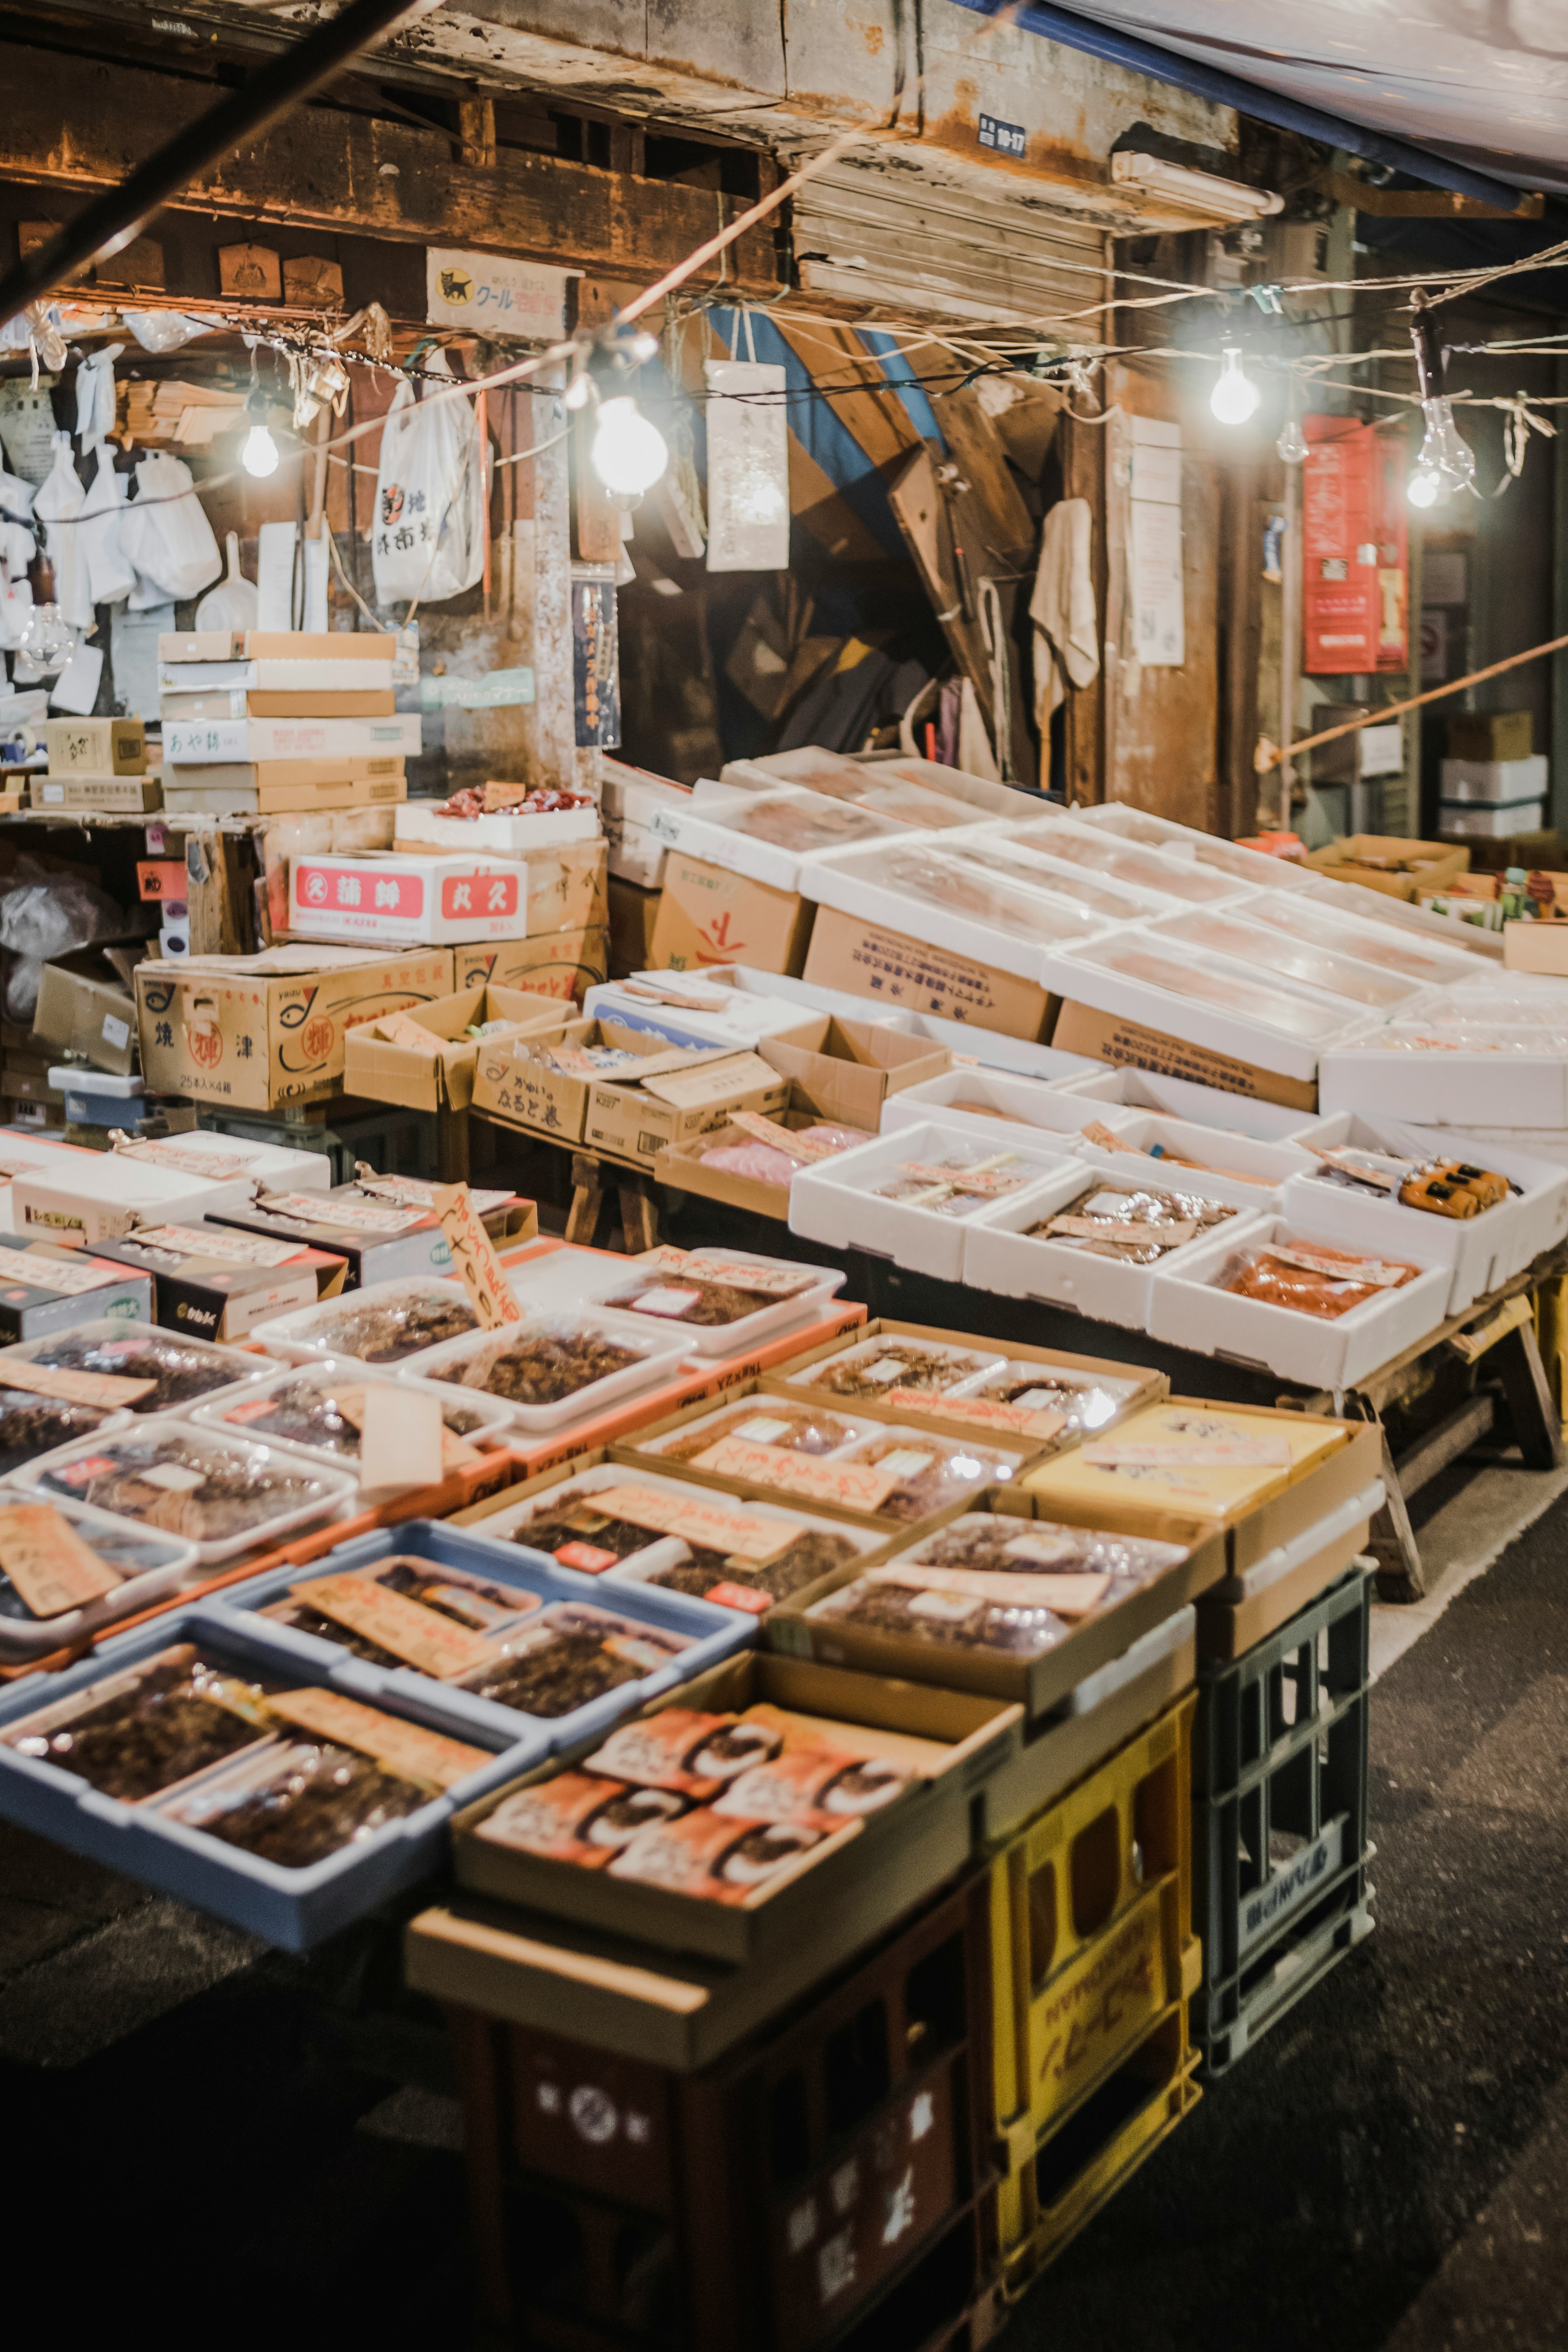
{"left": 988, "top": 1691, "right": 1200, "bottom": 2261}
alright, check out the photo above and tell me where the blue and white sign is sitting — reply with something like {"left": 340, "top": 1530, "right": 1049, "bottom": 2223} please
{"left": 978, "top": 113, "right": 1027, "bottom": 159}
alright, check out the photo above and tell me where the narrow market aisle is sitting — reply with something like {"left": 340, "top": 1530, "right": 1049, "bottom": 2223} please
{"left": 0, "top": 1471, "right": 1563, "bottom": 2347}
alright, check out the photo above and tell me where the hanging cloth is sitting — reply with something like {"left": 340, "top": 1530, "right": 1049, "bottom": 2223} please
{"left": 956, "top": 677, "right": 1000, "bottom": 782}
{"left": 32, "top": 433, "right": 91, "bottom": 630}
{"left": 79, "top": 449, "right": 134, "bottom": 608}
{"left": 1029, "top": 496, "right": 1098, "bottom": 730}
{"left": 119, "top": 451, "right": 221, "bottom": 600}
{"left": 75, "top": 345, "right": 122, "bottom": 449}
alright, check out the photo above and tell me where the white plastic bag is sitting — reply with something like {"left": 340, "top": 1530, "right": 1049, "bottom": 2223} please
{"left": 371, "top": 351, "right": 484, "bottom": 607}
{"left": 32, "top": 433, "right": 91, "bottom": 630}
{"left": 0, "top": 857, "right": 126, "bottom": 1022}
{"left": 118, "top": 452, "right": 221, "bottom": 600}
{"left": 79, "top": 449, "right": 135, "bottom": 608}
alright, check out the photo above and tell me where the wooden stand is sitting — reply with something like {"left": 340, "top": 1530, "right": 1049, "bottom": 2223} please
{"left": 566, "top": 1151, "right": 660, "bottom": 1253}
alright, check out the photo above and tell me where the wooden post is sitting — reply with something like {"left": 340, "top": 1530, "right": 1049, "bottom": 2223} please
{"left": 1060, "top": 410, "right": 1107, "bottom": 807}
{"left": 1218, "top": 458, "right": 1262, "bottom": 839}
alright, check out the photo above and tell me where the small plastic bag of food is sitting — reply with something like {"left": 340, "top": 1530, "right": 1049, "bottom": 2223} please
{"left": 1217, "top": 1239, "right": 1420, "bottom": 1320}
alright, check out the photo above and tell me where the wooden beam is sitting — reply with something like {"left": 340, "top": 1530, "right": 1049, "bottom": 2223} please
{"left": 1218, "top": 458, "right": 1262, "bottom": 839}
{"left": 0, "top": 42, "right": 782, "bottom": 293}
{"left": 1322, "top": 172, "right": 1542, "bottom": 221}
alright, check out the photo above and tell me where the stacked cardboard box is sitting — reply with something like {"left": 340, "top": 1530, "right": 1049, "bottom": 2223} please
{"left": 157, "top": 629, "right": 417, "bottom": 817}
{"left": 31, "top": 717, "right": 161, "bottom": 816}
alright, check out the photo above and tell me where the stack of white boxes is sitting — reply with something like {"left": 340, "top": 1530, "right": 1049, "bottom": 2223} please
{"left": 157, "top": 630, "right": 419, "bottom": 819}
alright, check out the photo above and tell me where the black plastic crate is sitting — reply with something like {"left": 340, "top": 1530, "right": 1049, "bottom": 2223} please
{"left": 1192, "top": 1566, "right": 1374, "bottom": 2074}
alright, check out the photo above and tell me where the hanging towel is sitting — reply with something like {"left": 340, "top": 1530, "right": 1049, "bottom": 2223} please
{"left": 75, "top": 345, "right": 122, "bottom": 448}
{"left": 32, "top": 434, "right": 91, "bottom": 630}
{"left": 1030, "top": 496, "right": 1098, "bottom": 731}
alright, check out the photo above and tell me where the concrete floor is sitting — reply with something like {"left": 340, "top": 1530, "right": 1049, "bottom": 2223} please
{"left": 1, "top": 1458, "right": 1564, "bottom": 2349}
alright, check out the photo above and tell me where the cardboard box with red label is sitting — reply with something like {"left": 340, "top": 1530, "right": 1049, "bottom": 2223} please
{"left": 289, "top": 852, "right": 535, "bottom": 946}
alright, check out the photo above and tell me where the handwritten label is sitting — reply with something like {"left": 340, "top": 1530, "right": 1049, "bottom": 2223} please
{"left": 0, "top": 1504, "right": 122, "bottom": 1616}
{"left": 1261, "top": 1245, "right": 1413, "bottom": 1289}
{"left": 729, "top": 1112, "right": 838, "bottom": 1161}
{"left": 632, "top": 1246, "right": 815, "bottom": 1300}
{"left": 900, "top": 1158, "right": 1026, "bottom": 1196}
{"left": 264, "top": 1687, "right": 488, "bottom": 1791}
{"left": 0, "top": 1359, "right": 155, "bottom": 1409}
{"left": 867, "top": 1562, "right": 1111, "bottom": 1615}
{"left": 592, "top": 1482, "right": 796, "bottom": 1567}
{"left": 132, "top": 1223, "right": 304, "bottom": 1269}
{"left": 884, "top": 1388, "right": 1065, "bottom": 1442}
{"left": 689, "top": 1435, "right": 902, "bottom": 1516}
{"left": 1081, "top": 1121, "right": 1136, "bottom": 1154}
{"left": 358, "top": 1174, "right": 514, "bottom": 1217}
{"left": 113, "top": 1140, "right": 257, "bottom": 1180}
{"left": 290, "top": 1571, "right": 497, "bottom": 1677}
{"left": 256, "top": 1192, "right": 426, "bottom": 1235}
{"left": 1080, "top": 1437, "right": 1293, "bottom": 1469}
{"left": 1047, "top": 1215, "right": 1198, "bottom": 1247}
{"left": 0, "top": 1255, "right": 128, "bottom": 1296}
{"left": 431, "top": 1181, "right": 523, "bottom": 1330}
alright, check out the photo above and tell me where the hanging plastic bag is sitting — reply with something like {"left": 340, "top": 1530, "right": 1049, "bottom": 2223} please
{"left": 0, "top": 856, "right": 126, "bottom": 1022}
{"left": 118, "top": 451, "right": 221, "bottom": 600}
{"left": 371, "top": 350, "right": 484, "bottom": 607}
{"left": 79, "top": 448, "right": 134, "bottom": 608}
{"left": 32, "top": 433, "right": 92, "bottom": 630}
{"left": 0, "top": 514, "right": 33, "bottom": 649}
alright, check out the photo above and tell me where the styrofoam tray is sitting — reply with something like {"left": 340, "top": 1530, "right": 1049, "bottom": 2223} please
{"left": 9, "top": 1153, "right": 258, "bottom": 1246}
{"left": 402, "top": 1311, "right": 688, "bottom": 1431}
{"left": 247, "top": 1278, "right": 477, "bottom": 1368}
{"left": 962, "top": 1169, "right": 1268, "bottom": 1331}
{"left": 464, "top": 1461, "right": 887, "bottom": 1609}
{"left": 1051, "top": 1063, "right": 1334, "bottom": 1142}
{"left": 1146, "top": 1213, "right": 1450, "bottom": 1391}
{"left": 118, "top": 1129, "right": 333, "bottom": 1193}
{"left": 1214, "top": 1482, "right": 1384, "bottom": 1605}
{"left": 1005, "top": 811, "right": 1259, "bottom": 908}
{"left": 573, "top": 1246, "right": 848, "bottom": 1359}
{"left": 1070, "top": 804, "right": 1316, "bottom": 893}
{"left": 779, "top": 1331, "right": 1008, "bottom": 1399}
{"left": 1074, "top": 1112, "right": 1318, "bottom": 1209}
{"left": 0, "top": 1605, "right": 547, "bottom": 1949}
{"left": 1142, "top": 906, "right": 1438, "bottom": 1020}
{"left": 1043, "top": 935, "right": 1381, "bottom": 1084}
{"left": 1243, "top": 887, "right": 1483, "bottom": 993}
{"left": 0, "top": 1492, "right": 199, "bottom": 1660}
{"left": 212, "top": 1517, "right": 753, "bottom": 1747}
{"left": 879, "top": 1069, "right": 1141, "bottom": 1156}
{"left": 1300, "top": 871, "right": 1505, "bottom": 961}
{"left": 946, "top": 835, "right": 1168, "bottom": 924}
{"left": 649, "top": 784, "right": 906, "bottom": 891}
{"left": 798, "top": 839, "right": 1125, "bottom": 987}
{"left": 786, "top": 1122, "right": 1076, "bottom": 1282}
{"left": 395, "top": 803, "right": 600, "bottom": 851}
{"left": 4, "top": 1418, "right": 358, "bottom": 1564}
{"left": 188, "top": 1355, "right": 516, "bottom": 1475}
{"left": 1317, "top": 1034, "right": 1568, "bottom": 1128}
{"left": 0, "top": 1319, "right": 276, "bottom": 1415}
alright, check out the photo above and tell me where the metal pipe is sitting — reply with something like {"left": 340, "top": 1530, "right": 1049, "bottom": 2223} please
{"left": 949, "top": 0, "right": 1525, "bottom": 214}
{"left": 0, "top": 0, "right": 435, "bottom": 334}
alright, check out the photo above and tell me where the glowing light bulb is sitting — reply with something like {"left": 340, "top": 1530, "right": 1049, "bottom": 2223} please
{"left": 1407, "top": 394, "right": 1476, "bottom": 509}
{"left": 563, "top": 367, "right": 592, "bottom": 412}
{"left": 1276, "top": 415, "right": 1308, "bottom": 464}
{"left": 1211, "top": 345, "right": 1260, "bottom": 426}
{"left": 624, "top": 328, "right": 659, "bottom": 363}
{"left": 1407, "top": 468, "right": 1441, "bottom": 510}
{"left": 590, "top": 394, "right": 669, "bottom": 500}
{"left": 242, "top": 422, "right": 278, "bottom": 478}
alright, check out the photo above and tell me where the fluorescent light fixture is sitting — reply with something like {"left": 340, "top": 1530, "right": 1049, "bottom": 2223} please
{"left": 1113, "top": 151, "right": 1284, "bottom": 226}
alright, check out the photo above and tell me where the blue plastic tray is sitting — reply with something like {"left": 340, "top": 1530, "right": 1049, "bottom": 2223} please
{"left": 0, "top": 1606, "right": 549, "bottom": 1951}
{"left": 207, "top": 1518, "right": 756, "bottom": 1751}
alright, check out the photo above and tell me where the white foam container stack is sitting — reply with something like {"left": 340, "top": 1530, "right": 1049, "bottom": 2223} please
{"left": 1053, "top": 1062, "right": 1328, "bottom": 1142}
{"left": 787, "top": 1121, "right": 1076, "bottom": 1282}
{"left": 879, "top": 1069, "right": 1141, "bottom": 1155}
{"left": 1043, "top": 936, "right": 1381, "bottom": 1085}
{"left": 1287, "top": 1113, "right": 1568, "bottom": 1289}
{"left": 798, "top": 839, "right": 1126, "bottom": 988}
{"left": 1073, "top": 1113, "right": 1319, "bottom": 1208}
{"left": 1070, "top": 803, "right": 1318, "bottom": 892}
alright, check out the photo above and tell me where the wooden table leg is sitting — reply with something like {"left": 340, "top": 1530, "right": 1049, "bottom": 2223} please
{"left": 566, "top": 1153, "right": 606, "bottom": 1245}
{"left": 617, "top": 1176, "right": 659, "bottom": 1255}
{"left": 1491, "top": 1317, "right": 1565, "bottom": 1470}
{"left": 435, "top": 1103, "right": 470, "bottom": 1186}
{"left": 1367, "top": 1425, "right": 1427, "bottom": 1603}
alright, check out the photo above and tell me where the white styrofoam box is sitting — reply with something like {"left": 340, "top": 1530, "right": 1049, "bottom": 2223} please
{"left": 1441, "top": 801, "right": 1545, "bottom": 841}
{"left": 880, "top": 1068, "right": 1141, "bottom": 1155}
{"left": 647, "top": 785, "right": 908, "bottom": 892}
{"left": 1006, "top": 810, "right": 1259, "bottom": 908}
{"left": 787, "top": 1122, "right": 1076, "bottom": 1283}
{"left": 1439, "top": 754, "right": 1547, "bottom": 805}
{"left": 394, "top": 802, "right": 600, "bottom": 851}
{"left": 1050, "top": 1063, "right": 1326, "bottom": 1142}
{"left": 1147, "top": 1211, "right": 1450, "bottom": 1390}
{"left": 158, "top": 658, "right": 397, "bottom": 694}
{"left": 1278, "top": 1167, "right": 1504, "bottom": 1314}
{"left": 288, "top": 850, "right": 532, "bottom": 946}
{"left": 1141, "top": 906, "right": 1436, "bottom": 1021}
{"left": 1244, "top": 886, "right": 1483, "bottom": 993}
{"left": 506, "top": 1240, "right": 847, "bottom": 1359}
{"left": 1300, "top": 871, "right": 1506, "bottom": 961}
{"left": 247, "top": 1277, "right": 475, "bottom": 1367}
{"left": 0, "top": 1491, "right": 197, "bottom": 1660}
{"left": 1044, "top": 935, "right": 1380, "bottom": 1084}
{"left": 799, "top": 839, "right": 1125, "bottom": 988}
{"left": 1074, "top": 1113, "right": 1318, "bottom": 1208}
{"left": 1071, "top": 804, "right": 1317, "bottom": 893}
{"left": 698, "top": 767, "right": 997, "bottom": 839}
{"left": 945, "top": 835, "right": 1168, "bottom": 925}
{"left": 1210, "top": 1482, "right": 1384, "bottom": 1608}
{"left": 582, "top": 976, "right": 819, "bottom": 1047}
{"left": 402, "top": 1313, "right": 688, "bottom": 1432}
{"left": 1416, "top": 1126, "right": 1568, "bottom": 1171}
{"left": 600, "top": 758, "right": 693, "bottom": 886}
{"left": 165, "top": 713, "right": 421, "bottom": 765}
{"left": 1290, "top": 1113, "right": 1568, "bottom": 1281}
{"left": 113, "top": 1129, "right": 332, "bottom": 1193}
{"left": 962, "top": 1169, "right": 1267, "bottom": 1331}
{"left": 1318, "top": 1033, "right": 1568, "bottom": 1129}
{"left": 723, "top": 747, "right": 1022, "bottom": 820}
{"left": 9, "top": 1152, "right": 260, "bottom": 1248}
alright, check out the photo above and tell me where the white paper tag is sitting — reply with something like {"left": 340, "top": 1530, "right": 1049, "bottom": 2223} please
{"left": 735, "top": 1415, "right": 791, "bottom": 1444}
{"left": 1003, "top": 1532, "right": 1084, "bottom": 1568}
{"left": 139, "top": 1461, "right": 204, "bottom": 1493}
{"left": 629, "top": 1285, "right": 703, "bottom": 1318}
{"left": 100, "top": 1014, "right": 131, "bottom": 1052}
{"left": 906, "top": 1589, "right": 985, "bottom": 1624}
{"left": 868, "top": 1447, "right": 935, "bottom": 1481}
{"left": 859, "top": 1356, "right": 904, "bottom": 1386}
{"left": 133, "top": 1223, "right": 303, "bottom": 1268}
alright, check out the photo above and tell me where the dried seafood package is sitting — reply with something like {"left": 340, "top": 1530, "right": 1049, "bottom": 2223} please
{"left": 284, "top": 1284, "right": 479, "bottom": 1365}
{"left": 872, "top": 845, "right": 1103, "bottom": 946}
{"left": 457, "top": 1602, "right": 692, "bottom": 1718}
{"left": 1027, "top": 1182, "right": 1236, "bottom": 1264}
{"left": 163, "top": 1740, "right": 429, "bottom": 1868}
{"left": 426, "top": 1317, "right": 658, "bottom": 1411}
{"left": 0, "top": 1322, "right": 263, "bottom": 1414}
{"left": 836, "top": 1430, "right": 1021, "bottom": 1521}
{"left": 1154, "top": 909, "right": 1417, "bottom": 1012}
{"left": 971, "top": 1362, "right": 1144, "bottom": 1434}
{"left": 0, "top": 1388, "right": 119, "bottom": 1472}
{"left": 649, "top": 1399, "right": 867, "bottom": 1463}
{"left": 265, "top": 1556, "right": 543, "bottom": 1664}
{"left": 1217, "top": 1239, "right": 1420, "bottom": 1320}
{"left": 29, "top": 1428, "right": 342, "bottom": 1553}
{"left": 2, "top": 1644, "right": 270, "bottom": 1800}
{"left": 869, "top": 1144, "right": 1051, "bottom": 1219}
{"left": 725, "top": 793, "right": 899, "bottom": 854}
{"left": 636, "top": 1523, "right": 864, "bottom": 1609}
{"left": 598, "top": 1260, "right": 820, "bottom": 1327}
{"left": 0, "top": 1508, "right": 187, "bottom": 1626}
{"left": 697, "top": 1122, "right": 872, "bottom": 1186}
{"left": 215, "top": 1370, "right": 496, "bottom": 1460}
{"left": 1013, "top": 817, "right": 1236, "bottom": 904}
{"left": 793, "top": 1336, "right": 1004, "bottom": 1400}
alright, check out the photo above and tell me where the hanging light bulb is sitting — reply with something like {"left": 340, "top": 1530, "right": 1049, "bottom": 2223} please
{"left": 1211, "top": 344, "right": 1260, "bottom": 426}
{"left": 562, "top": 355, "right": 593, "bottom": 412}
{"left": 590, "top": 394, "right": 669, "bottom": 502}
{"left": 241, "top": 391, "right": 279, "bottom": 479}
{"left": 1276, "top": 411, "right": 1308, "bottom": 465}
{"left": 1407, "top": 394, "right": 1476, "bottom": 510}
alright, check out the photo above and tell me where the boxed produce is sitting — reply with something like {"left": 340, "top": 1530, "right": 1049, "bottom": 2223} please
{"left": 136, "top": 945, "right": 455, "bottom": 1110}
{"left": 1144, "top": 906, "right": 1435, "bottom": 1019}
{"left": 654, "top": 1107, "right": 876, "bottom": 1220}
{"left": 0, "top": 1318, "right": 273, "bottom": 1416}
{"left": 406, "top": 1311, "right": 689, "bottom": 1433}
{"left": 756, "top": 1013, "right": 948, "bottom": 1130}
{"left": 0, "top": 1240, "right": 151, "bottom": 1342}
{"left": 1278, "top": 1128, "right": 1561, "bottom": 1308}
{"left": 962, "top": 1169, "right": 1259, "bottom": 1330}
{"left": 773, "top": 1320, "right": 1163, "bottom": 1446}
{"left": 289, "top": 851, "right": 534, "bottom": 948}
{"left": 787, "top": 1123, "right": 1076, "bottom": 1282}
{"left": 342, "top": 984, "right": 573, "bottom": 1113}
{"left": 474, "top": 1021, "right": 790, "bottom": 1171}
{"left": 211, "top": 1176, "right": 534, "bottom": 1291}
{"left": 44, "top": 716, "right": 145, "bottom": 774}
{"left": 0, "top": 1491, "right": 199, "bottom": 1662}
{"left": 1070, "top": 1111, "right": 1317, "bottom": 1208}
{"left": 802, "top": 903, "right": 1052, "bottom": 1040}
{"left": 881, "top": 1067, "right": 1140, "bottom": 1155}
{"left": 91, "top": 1223, "right": 348, "bottom": 1344}
{"left": 1072, "top": 801, "right": 1317, "bottom": 891}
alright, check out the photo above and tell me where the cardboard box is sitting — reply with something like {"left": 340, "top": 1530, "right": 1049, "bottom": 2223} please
{"left": 419, "top": 839, "right": 606, "bottom": 940}
{"left": 455, "top": 926, "right": 608, "bottom": 1004}
{"left": 654, "top": 1103, "right": 848, "bottom": 1222}
{"left": 1052, "top": 999, "right": 1318, "bottom": 1113}
{"left": 600, "top": 757, "right": 694, "bottom": 888}
{"left": 1306, "top": 834, "right": 1469, "bottom": 901}
{"left": 1441, "top": 800, "right": 1546, "bottom": 841}
{"left": 1439, "top": 754, "right": 1547, "bottom": 807}
{"left": 649, "top": 851, "right": 813, "bottom": 977}
{"left": 166, "top": 769, "right": 407, "bottom": 818}
{"left": 803, "top": 903, "right": 1051, "bottom": 1042}
{"left": 342, "top": 984, "right": 575, "bottom": 1113}
{"left": 158, "top": 661, "right": 397, "bottom": 697}
{"left": 44, "top": 716, "right": 145, "bottom": 775}
{"left": 33, "top": 942, "right": 146, "bottom": 1076}
{"left": 91, "top": 1227, "right": 349, "bottom": 1343}
{"left": 212, "top": 1183, "right": 536, "bottom": 1290}
{"left": 31, "top": 773, "right": 162, "bottom": 813}
{"left": 159, "top": 631, "right": 244, "bottom": 662}
{"left": 606, "top": 875, "right": 661, "bottom": 977}
{"left": 136, "top": 945, "right": 455, "bottom": 1110}
{"left": 167, "top": 714, "right": 420, "bottom": 766}
{"left": 473, "top": 1019, "right": 787, "bottom": 1170}
{"left": 289, "top": 851, "right": 540, "bottom": 947}
{"left": 161, "top": 690, "right": 397, "bottom": 722}
{"left": 767, "top": 1318, "right": 1166, "bottom": 1446}
{"left": 0, "top": 1235, "right": 152, "bottom": 1340}
{"left": 758, "top": 1015, "right": 948, "bottom": 1130}
{"left": 244, "top": 631, "right": 396, "bottom": 660}
{"left": 1446, "top": 710, "right": 1532, "bottom": 763}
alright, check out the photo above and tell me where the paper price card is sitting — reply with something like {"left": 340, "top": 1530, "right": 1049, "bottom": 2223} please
{"left": 631, "top": 1246, "right": 812, "bottom": 1300}
{"left": 133, "top": 1223, "right": 303, "bottom": 1269}
{"left": 114, "top": 1140, "right": 258, "bottom": 1180}
{"left": 432, "top": 1181, "right": 523, "bottom": 1330}
{"left": 257, "top": 1192, "right": 426, "bottom": 1236}
{"left": 691, "top": 1436, "right": 904, "bottom": 1516}
{"left": 593, "top": 1482, "right": 796, "bottom": 1567}
{"left": 729, "top": 1112, "right": 838, "bottom": 1161}
{"left": 885, "top": 1388, "right": 1065, "bottom": 1441}
{"left": 1047, "top": 1215, "right": 1197, "bottom": 1248}
{"left": 900, "top": 1159, "right": 1025, "bottom": 1196}
{"left": 1079, "top": 1437, "right": 1293, "bottom": 1469}
{"left": 0, "top": 1359, "right": 155, "bottom": 1409}
{"left": 353, "top": 1383, "right": 447, "bottom": 1494}
{"left": 865, "top": 1562, "right": 1111, "bottom": 1616}
{"left": 290, "top": 1572, "right": 497, "bottom": 1678}
{"left": 0, "top": 1256, "right": 125, "bottom": 1297}
{"left": 0, "top": 1504, "right": 122, "bottom": 1617}
{"left": 265, "top": 1687, "right": 488, "bottom": 1791}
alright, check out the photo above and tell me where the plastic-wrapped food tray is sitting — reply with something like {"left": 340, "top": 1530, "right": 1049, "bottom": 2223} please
{"left": 0, "top": 1491, "right": 199, "bottom": 1659}
{"left": 0, "top": 1608, "right": 549, "bottom": 1948}
{"left": 1071, "top": 804, "right": 1317, "bottom": 892}
{"left": 405, "top": 1311, "right": 687, "bottom": 1432}
{"left": 1044, "top": 936, "right": 1381, "bottom": 1083}
{"left": 188, "top": 1356, "right": 515, "bottom": 1472}
{"left": 247, "top": 1279, "right": 480, "bottom": 1368}
{"left": 1007, "top": 813, "right": 1253, "bottom": 906}
{"left": 5, "top": 1419, "right": 357, "bottom": 1564}
{"left": 963, "top": 1168, "right": 1266, "bottom": 1331}
{"left": 788, "top": 1122, "right": 1075, "bottom": 1281}
{"left": 779, "top": 1330, "right": 1008, "bottom": 1400}
{"left": 798, "top": 839, "right": 1124, "bottom": 987}
{"left": 0, "top": 1320, "right": 273, "bottom": 1416}
{"left": 1145, "top": 906, "right": 1435, "bottom": 1017}
{"left": 527, "top": 1245, "right": 848, "bottom": 1359}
